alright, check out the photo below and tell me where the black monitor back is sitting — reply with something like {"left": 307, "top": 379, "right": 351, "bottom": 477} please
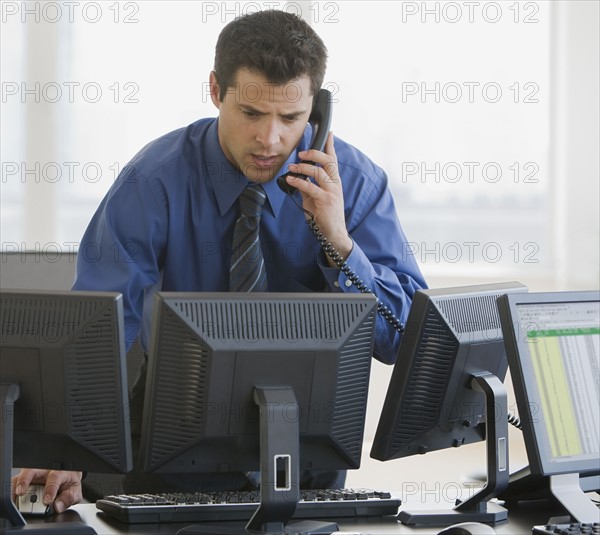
{"left": 371, "top": 281, "right": 527, "bottom": 461}
{"left": 140, "top": 292, "right": 377, "bottom": 474}
{"left": 0, "top": 289, "right": 132, "bottom": 473}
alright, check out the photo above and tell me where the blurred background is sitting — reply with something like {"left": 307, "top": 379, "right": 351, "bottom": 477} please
{"left": 2, "top": 0, "right": 598, "bottom": 292}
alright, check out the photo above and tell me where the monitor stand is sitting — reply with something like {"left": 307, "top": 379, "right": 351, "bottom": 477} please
{"left": 398, "top": 372, "right": 510, "bottom": 526}
{"left": 176, "top": 386, "right": 338, "bottom": 535}
{"left": 500, "top": 465, "right": 600, "bottom": 504}
{"left": 544, "top": 473, "right": 600, "bottom": 524}
{"left": 0, "top": 383, "right": 96, "bottom": 535}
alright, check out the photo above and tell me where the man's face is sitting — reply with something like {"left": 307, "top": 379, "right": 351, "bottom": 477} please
{"left": 210, "top": 68, "right": 313, "bottom": 184}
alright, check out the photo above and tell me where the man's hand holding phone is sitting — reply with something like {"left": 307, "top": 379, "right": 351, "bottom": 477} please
{"left": 285, "top": 132, "right": 353, "bottom": 265}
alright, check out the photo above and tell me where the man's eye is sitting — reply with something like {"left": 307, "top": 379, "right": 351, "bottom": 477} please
{"left": 243, "top": 110, "right": 259, "bottom": 118}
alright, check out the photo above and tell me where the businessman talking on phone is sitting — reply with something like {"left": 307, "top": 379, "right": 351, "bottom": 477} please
{"left": 13, "top": 9, "right": 426, "bottom": 512}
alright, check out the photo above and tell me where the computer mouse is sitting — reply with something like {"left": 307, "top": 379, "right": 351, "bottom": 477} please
{"left": 16, "top": 484, "right": 55, "bottom": 516}
{"left": 436, "top": 521, "right": 496, "bottom": 535}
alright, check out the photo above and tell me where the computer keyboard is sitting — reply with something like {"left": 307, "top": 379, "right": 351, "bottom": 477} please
{"left": 532, "top": 522, "right": 600, "bottom": 534}
{"left": 96, "top": 488, "right": 401, "bottom": 524}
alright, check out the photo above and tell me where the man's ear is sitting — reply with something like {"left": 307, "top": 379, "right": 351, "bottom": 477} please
{"left": 209, "top": 71, "right": 221, "bottom": 108}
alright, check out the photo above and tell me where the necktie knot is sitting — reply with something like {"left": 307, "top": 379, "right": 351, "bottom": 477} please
{"left": 239, "top": 185, "right": 266, "bottom": 218}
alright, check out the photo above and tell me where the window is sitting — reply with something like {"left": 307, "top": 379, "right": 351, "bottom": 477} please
{"left": 315, "top": 1, "right": 551, "bottom": 283}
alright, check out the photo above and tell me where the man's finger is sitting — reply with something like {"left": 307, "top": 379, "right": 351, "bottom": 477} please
{"left": 54, "top": 484, "right": 82, "bottom": 513}
{"left": 45, "top": 471, "right": 82, "bottom": 510}
{"left": 12, "top": 468, "right": 47, "bottom": 496}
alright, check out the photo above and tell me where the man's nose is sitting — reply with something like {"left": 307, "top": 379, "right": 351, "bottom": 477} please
{"left": 256, "top": 119, "right": 280, "bottom": 148}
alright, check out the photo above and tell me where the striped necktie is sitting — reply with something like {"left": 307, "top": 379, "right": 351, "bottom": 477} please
{"left": 230, "top": 185, "right": 267, "bottom": 488}
{"left": 229, "top": 185, "right": 268, "bottom": 292}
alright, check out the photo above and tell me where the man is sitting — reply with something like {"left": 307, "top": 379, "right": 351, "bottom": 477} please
{"left": 13, "top": 9, "right": 426, "bottom": 512}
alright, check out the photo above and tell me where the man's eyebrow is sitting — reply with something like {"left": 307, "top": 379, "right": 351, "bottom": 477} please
{"left": 239, "top": 104, "right": 264, "bottom": 114}
{"left": 281, "top": 110, "right": 306, "bottom": 120}
{"left": 238, "top": 104, "right": 307, "bottom": 119}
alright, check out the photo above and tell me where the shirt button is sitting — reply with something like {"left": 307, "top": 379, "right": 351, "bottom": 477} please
{"left": 333, "top": 281, "right": 340, "bottom": 288}
{"left": 344, "top": 280, "right": 352, "bottom": 287}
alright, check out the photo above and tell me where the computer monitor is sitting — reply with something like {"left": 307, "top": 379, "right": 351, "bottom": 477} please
{"left": 370, "top": 281, "right": 527, "bottom": 526}
{"left": 0, "top": 289, "right": 133, "bottom": 535}
{"left": 139, "top": 292, "right": 377, "bottom": 535}
{"left": 497, "top": 290, "right": 600, "bottom": 523}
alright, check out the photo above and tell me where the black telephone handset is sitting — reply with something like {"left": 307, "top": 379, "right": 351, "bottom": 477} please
{"left": 276, "top": 88, "right": 333, "bottom": 195}
{"left": 276, "top": 88, "right": 405, "bottom": 337}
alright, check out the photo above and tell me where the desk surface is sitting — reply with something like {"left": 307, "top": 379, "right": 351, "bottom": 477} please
{"left": 21, "top": 499, "right": 573, "bottom": 535}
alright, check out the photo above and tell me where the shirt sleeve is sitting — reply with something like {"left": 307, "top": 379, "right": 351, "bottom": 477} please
{"left": 71, "top": 165, "right": 168, "bottom": 350}
{"left": 318, "top": 167, "right": 426, "bottom": 365}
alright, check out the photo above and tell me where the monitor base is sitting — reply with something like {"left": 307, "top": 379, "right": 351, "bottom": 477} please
{"left": 398, "top": 501, "right": 507, "bottom": 526}
{"left": 0, "top": 523, "right": 96, "bottom": 534}
{"left": 499, "top": 465, "right": 600, "bottom": 503}
{"left": 176, "top": 519, "right": 339, "bottom": 535}
{"left": 546, "top": 473, "right": 600, "bottom": 524}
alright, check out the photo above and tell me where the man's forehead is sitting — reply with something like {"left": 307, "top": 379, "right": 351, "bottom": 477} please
{"left": 230, "top": 68, "right": 313, "bottom": 103}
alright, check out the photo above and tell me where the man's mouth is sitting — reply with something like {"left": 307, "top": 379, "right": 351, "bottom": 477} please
{"left": 251, "top": 154, "right": 279, "bottom": 169}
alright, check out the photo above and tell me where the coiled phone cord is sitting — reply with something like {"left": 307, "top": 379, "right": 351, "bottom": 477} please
{"left": 507, "top": 413, "right": 523, "bottom": 430}
{"left": 299, "top": 206, "right": 405, "bottom": 335}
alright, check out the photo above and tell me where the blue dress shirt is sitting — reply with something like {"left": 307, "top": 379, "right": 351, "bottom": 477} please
{"left": 73, "top": 118, "right": 426, "bottom": 365}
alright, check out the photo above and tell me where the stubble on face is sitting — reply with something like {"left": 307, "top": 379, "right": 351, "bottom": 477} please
{"left": 211, "top": 68, "right": 313, "bottom": 184}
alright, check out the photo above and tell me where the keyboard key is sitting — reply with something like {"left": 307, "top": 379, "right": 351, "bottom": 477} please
{"left": 532, "top": 522, "right": 600, "bottom": 535}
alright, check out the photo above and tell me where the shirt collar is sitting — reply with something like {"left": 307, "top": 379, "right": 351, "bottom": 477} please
{"left": 203, "top": 118, "right": 308, "bottom": 218}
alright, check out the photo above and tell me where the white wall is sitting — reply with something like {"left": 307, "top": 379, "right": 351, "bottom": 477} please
{"left": 552, "top": 1, "right": 600, "bottom": 290}
{"left": 2, "top": 1, "right": 598, "bottom": 294}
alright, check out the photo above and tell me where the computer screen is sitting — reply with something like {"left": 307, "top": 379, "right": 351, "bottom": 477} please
{"left": 0, "top": 289, "right": 133, "bottom": 535}
{"left": 138, "top": 292, "right": 377, "bottom": 534}
{"left": 498, "top": 290, "right": 600, "bottom": 523}
{"left": 370, "top": 281, "right": 527, "bottom": 526}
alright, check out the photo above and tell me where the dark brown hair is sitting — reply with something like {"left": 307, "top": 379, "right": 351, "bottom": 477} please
{"left": 214, "top": 10, "right": 327, "bottom": 101}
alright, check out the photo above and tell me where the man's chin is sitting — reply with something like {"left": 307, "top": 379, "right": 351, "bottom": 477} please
{"left": 242, "top": 167, "right": 280, "bottom": 184}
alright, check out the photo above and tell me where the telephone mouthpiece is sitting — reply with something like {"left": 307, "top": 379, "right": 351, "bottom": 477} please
{"left": 276, "top": 171, "right": 308, "bottom": 195}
